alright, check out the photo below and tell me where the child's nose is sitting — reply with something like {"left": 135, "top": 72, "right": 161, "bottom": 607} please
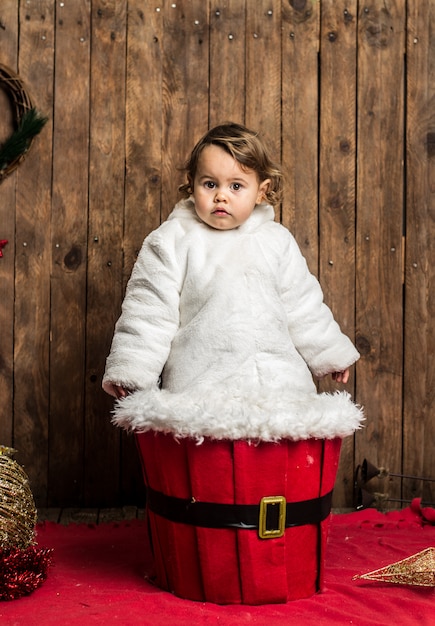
{"left": 214, "top": 188, "right": 226, "bottom": 202}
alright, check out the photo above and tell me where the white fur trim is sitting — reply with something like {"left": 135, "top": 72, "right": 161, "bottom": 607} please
{"left": 112, "top": 386, "right": 364, "bottom": 442}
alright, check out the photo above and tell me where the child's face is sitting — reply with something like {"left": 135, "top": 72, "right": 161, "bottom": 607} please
{"left": 192, "top": 144, "right": 270, "bottom": 230}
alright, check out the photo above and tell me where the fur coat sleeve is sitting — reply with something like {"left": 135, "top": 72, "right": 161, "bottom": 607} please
{"left": 102, "top": 220, "right": 184, "bottom": 395}
{"left": 279, "top": 232, "right": 359, "bottom": 378}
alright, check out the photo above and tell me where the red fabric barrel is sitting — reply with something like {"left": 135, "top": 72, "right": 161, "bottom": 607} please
{"left": 136, "top": 432, "right": 341, "bottom": 605}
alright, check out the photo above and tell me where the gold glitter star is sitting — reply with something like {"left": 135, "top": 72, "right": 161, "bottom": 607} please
{"left": 353, "top": 547, "right": 435, "bottom": 587}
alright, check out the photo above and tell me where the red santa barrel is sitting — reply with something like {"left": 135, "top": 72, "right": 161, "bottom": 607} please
{"left": 136, "top": 431, "right": 341, "bottom": 604}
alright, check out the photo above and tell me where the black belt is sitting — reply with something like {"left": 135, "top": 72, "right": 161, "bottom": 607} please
{"left": 146, "top": 486, "right": 333, "bottom": 539}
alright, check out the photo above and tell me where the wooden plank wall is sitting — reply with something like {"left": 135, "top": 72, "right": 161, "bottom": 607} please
{"left": 0, "top": 0, "right": 434, "bottom": 510}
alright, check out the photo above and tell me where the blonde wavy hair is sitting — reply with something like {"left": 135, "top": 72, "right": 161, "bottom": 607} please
{"left": 179, "top": 122, "right": 283, "bottom": 206}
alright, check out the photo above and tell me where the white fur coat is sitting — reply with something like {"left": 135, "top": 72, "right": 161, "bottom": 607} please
{"left": 103, "top": 199, "right": 363, "bottom": 441}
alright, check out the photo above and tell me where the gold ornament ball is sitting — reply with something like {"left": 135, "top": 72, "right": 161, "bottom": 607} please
{"left": 0, "top": 446, "right": 37, "bottom": 550}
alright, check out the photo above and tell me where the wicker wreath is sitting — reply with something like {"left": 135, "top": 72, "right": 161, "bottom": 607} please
{"left": 0, "top": 64, "right": 47, "bottom": 183}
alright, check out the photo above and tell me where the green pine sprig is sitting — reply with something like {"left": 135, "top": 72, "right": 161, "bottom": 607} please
{"left": 0, "top": 107, "right": 48, "bottom": 171}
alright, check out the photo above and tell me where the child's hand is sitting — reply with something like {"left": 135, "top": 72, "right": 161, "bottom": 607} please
{"left": 112, "top": 384, "right": 132, "bottom": 399}
{"left": 331, "top": 369, "right": 350, "bottom": 384}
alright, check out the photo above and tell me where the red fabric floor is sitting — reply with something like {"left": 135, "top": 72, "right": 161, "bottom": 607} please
{"left": 1, "top": 506, "right": 434, "bottom": 625}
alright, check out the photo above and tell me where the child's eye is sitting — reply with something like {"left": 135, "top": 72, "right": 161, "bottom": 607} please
{"left": 231, "top": 183, "right": 242, "bottom": 191}
{"left": 204, "top": 181, "right": 216, "bottom": 189}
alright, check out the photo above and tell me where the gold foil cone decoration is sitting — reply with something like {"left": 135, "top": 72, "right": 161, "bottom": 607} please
{"left": 0, "top": 446, "right": 37, "bottom": 550}
{"left": 353, "top": 547, "right": 435, "bottom": 587}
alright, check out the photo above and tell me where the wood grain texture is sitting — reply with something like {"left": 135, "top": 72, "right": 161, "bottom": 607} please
{"left": 355, "top": 0, "right": 405, "bottom": 505}
{"left": 318, "top": 0, "right": 357, "bottom": 507}
{"left": 245, "top": 0, "right": 281, "bottom": 159}
{"left": 281, "top": 0, "right": 320, "bottom": 271}
{"left": 403, "top": 0, "right": 435, "bottom": 505}
{"left": 49, "top": 0, "right": 91, "bottom": 506}
{"left": 160, "top": 0, "right": 209, "bottom": 218}
{"left": 84, "top": 0, "right": 128, "bottom": 506}
{"left": 13, "top": 1, "right": 54, "bottom": 505}
{"left": 0, "top": 1, "right": 19, "bottom": 447}
{"left": 209, "top": 0, "right": 246, "bottom": 126}
{"left": 124, "top": 1, "right": 163, "bottom": 279}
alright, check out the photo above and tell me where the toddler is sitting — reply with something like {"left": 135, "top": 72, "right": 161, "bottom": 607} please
{"left": 103, "top": 123, "right": 363, "bottom": 441}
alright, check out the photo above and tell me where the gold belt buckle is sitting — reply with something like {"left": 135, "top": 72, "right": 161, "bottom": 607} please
{"left": 258, "top": 495, "right": 286, "bottom": 539}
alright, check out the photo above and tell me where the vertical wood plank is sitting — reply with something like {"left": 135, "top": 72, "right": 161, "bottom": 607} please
{"left": 124, "top": 2, "right": 163, "bottom": 279}
{"left": 281, "top": 0, "right": 320, "bottom": 272}
{"left": 318, "top": 1, "right": 358, "bottom": 507}
{"left": 13, "top": 1, "right": 54, "bottom": 504}
{"left": 0, "top": 1, "right": 18, "bottom": 448}
{"left": 84, "top": 0, "right": 127, "bottom": 506}
{"left": 49, "top": 0, "right": 91, "bottom": 506}
{"left": 161, "top": 0, "right": 209, "bottom": 218}
{"left": 245, "top": 0, "right": 281, "bottom": 161}
{"left": 209, "top": 0, "right": 246, "bottom": 126}
{"left": 403, "top": 0, "right": 435, "bottom": 505}
{"left": 355, "top": 0, "right": 405, "bottom": 504}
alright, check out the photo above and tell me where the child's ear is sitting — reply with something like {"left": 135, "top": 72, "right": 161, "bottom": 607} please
{"left": 257, "top": 178, "right": 271, "bottom": 203}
